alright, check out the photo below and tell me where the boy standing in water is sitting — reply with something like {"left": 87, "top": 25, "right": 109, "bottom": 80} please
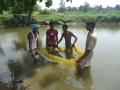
{"left": 76, "top": 21, "right": 97, "bottom": 72}
{"left": 58, "top": 24, "right": 77, "bottom": 59}
{"left": 27, "top": 23, "right": 40, "bottom": 64}
{"left": 46, "top": 21, "right": 58, "bottom": 52}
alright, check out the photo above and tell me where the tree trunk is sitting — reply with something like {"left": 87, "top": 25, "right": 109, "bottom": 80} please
{"left": 27, "top": 9, "right": 32, "bottom": 25}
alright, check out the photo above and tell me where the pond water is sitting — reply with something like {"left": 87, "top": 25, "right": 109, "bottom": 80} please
{"left": 0, "top": 24, "right": 120, "bottom": 90}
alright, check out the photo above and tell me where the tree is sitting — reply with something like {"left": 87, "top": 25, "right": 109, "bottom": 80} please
{"left": 66, "top": 6, "right": 72, "bottom": 12}
{"left": 78, "top": 5, "right": 85, "bottom": 12}
{"left": 71, "top": 7, "right": 78, "bottom": 12}
{"left": 115, "top": 4, "right": 120, "bottom": 10}
{"left": 83, "top": 2, "right": 90, "bottom": 12}
{"left": 94, "top": 5, "right": 103, "bottom": 12}
{"left": 0, "top": 0, "right": 72, "bottom": 14}
{"left": 0, "top": 0, "right": 11, "bottom": 14}
{"left": 0, "top": 0, "right": 72, "bottom": 21}
{"left": 58, "top": 0, "right": 66, "bottom": 12}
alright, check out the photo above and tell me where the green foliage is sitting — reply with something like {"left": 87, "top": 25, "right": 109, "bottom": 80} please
{"left": 0, "top": 0, "right": 120, "bottom": 24}
{"left": 45, "top": 0, "right": 53, "bottom": 8}
{"left": 0, "top": 11, "right": 12, "bottom": 23}
{"left": 0, "top": 0, "right": 37, "bottom": 14}
{"left": 32, "top": 11, "right": 120, "bottom": 23}
{"left": 0, "top": 0, "right": 10, "bottom": 14}
{"left": 0, "top": 0, "right": 72, "bottom": 14}
{"left": 39, "top": 9, "right": 52, "bottom": 15}
{"left": 1, "top": 11, "right": 120, "bottom": 24}
{"left": 57, "top": 3, "right": 120, "bottom": 13}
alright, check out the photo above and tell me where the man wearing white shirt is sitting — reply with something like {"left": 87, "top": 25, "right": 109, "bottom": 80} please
{"left": 27, "top": 23, "right": 40, "bottom": 64}
{"left": 76, "top": 21, "right": 97, "bottom": 72}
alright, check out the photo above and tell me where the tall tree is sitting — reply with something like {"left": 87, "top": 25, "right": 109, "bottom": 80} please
{"left": 58, "top": 0, "right": 66, "bottom": 12}
{"left": 83, "top": 2, "right": 90, "bottom": 12}
{"left": 115, "top": 4, "right": 120, "bottom": 10}
{"left": 0, "top": 0, "right": 72, "bottom": 14}
{"left": 94, "top": 5, "right": 103, "bottom": 12}
{"left": 0, "top": 0, "right": 11, "bottom": 14}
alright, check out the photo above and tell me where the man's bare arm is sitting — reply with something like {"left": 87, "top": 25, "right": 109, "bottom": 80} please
{"left": 71, "top": 32, "right": 77, "bottom": 46}
{"left": 76, "top": 49, "right": 91, "bottom": 63}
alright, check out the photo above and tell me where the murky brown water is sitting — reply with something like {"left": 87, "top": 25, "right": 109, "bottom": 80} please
{"left": 0, "top": 24, "right": 120, "bottom": 90}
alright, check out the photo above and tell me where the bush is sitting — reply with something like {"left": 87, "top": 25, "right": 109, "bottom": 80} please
{"left": 39, "top": 9, "right": 52, "bottom": 15}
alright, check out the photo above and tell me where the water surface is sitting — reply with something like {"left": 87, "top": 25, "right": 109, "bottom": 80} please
{"left": 0, "top": 24, "right": 120, "bottom": 90}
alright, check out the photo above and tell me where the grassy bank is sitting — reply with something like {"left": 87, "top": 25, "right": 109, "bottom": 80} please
{"left": 32, "top": 11, "right": 120, "bottom": 23}
{"left": 0, "top": 11, "right": 120, "bottom": 25}
{"left": 0, "top": 12, "right": 12, "bottom": 24}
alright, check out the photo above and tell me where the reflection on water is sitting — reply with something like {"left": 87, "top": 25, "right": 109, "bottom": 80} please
{"left": 75, "top": 67, "right": 93, "bottom": 90}
{"left": 0, "top": 25, "right": 120, "bottom": 90}
{"left": 7, "top": 60, "right": 23, "bottom": 80}
{"left": 39, "top": 65, "right": 61, "bottom": 88}
{"left": 0, "top": 47, "right": 4, "bottom": 54}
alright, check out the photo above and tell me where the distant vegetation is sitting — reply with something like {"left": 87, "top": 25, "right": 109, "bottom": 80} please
{"left": 32, "top": 11, "right": 120, "bottom": 23}
{"left": 0, "top": 1, "right": 120, "bottom": 26}
{"left": 26, "top": 2, "right": 120, "bottom": 24}
{"left": 57, "top": 2, "right": 120, "bottom": 13}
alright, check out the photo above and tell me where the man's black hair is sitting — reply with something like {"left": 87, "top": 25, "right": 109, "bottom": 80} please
{"left": 63, "top": 24, "right": 68, "bottom": 28}
{"left": 49, "top": 21, "right": 54, "bottom": 26}
{"left": 86, "top": 21, "right": 96, "bottom": 28}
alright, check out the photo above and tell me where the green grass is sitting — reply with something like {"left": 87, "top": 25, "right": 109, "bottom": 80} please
{"left": 32, "top": 11, "right": 120, "bottom": 23}
{"left": 1, "top": 11, "right": 120, "bottom": 24}
{"left": 0, "top": 12, "right": 12, "bottom": 23}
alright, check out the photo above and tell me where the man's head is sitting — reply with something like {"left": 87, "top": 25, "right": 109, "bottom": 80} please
{"left": 85, "top": 21, "right": 96, "bottom": 31}
{"left": 31, "top": 23, "right": 40, "bottom": 33}
{"left": 63, "top": 24, "right": 68, "bottom": 32}
{"left": 49, "top": 21, "right": 54, "bottom": 28}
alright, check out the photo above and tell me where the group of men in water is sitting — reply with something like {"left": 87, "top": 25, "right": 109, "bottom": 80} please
{"left": 27, "top": 21, "right": 97, "bottom": 72}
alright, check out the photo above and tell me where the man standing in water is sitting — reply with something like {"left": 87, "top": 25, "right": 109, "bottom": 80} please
{"left": 46, "top": 21, "right": 58, "bottom": 52}
{"left": 76, "top": 21, "right": 97, "bottom": 72}
{"left": 58, "top": 24, "right": 77, "bottom": 59}
{"left": 27, "top": 23, "right": 40, "bottom": 64}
